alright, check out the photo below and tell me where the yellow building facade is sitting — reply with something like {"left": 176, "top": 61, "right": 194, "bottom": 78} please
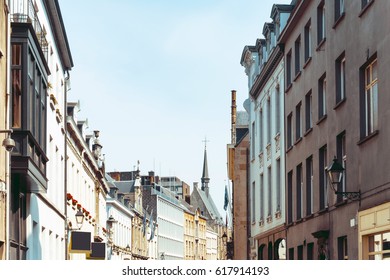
{"left": 184, "top": 207, "right": 206, "bottom": 260}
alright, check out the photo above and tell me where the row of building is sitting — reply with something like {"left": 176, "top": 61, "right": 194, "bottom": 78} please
{"left": 228, "top": 0, "right": 390, "bottom": 260}
{"left": 0, "top": 0, "right": 228, "bottom": 260}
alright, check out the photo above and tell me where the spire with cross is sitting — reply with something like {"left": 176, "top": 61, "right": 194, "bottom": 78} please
{"left": 201, "top": 137, "right": 210, "bottom": 197}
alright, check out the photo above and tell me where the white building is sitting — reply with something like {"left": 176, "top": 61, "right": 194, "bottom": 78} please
{"left": 8, "top": 0, "right": 73, "bottom": 259}
{"left": 143, "top": 184, "right": 184, "bottom": 260}
{"left": 240, "top": 4, "right": 293, "bottom": 260}
{"left": 206, "top": 226, "right": 217, "bottom": 260}
{"left": 106, "top": 194, "right": 134, "bottom": 260}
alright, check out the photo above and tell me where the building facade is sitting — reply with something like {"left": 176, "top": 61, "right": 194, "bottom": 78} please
{"left": 241, "top": 3, "right": 293, "bottom": 260}
{"left": 279, "top": 0, "right": 390, "bottom": 260}
{"left": 66, "top": 104, "right": 108, "bottom": 260}
{"left": 9, "top": 0, "right": 73, "bottom": 259}
{"left": 0, "top": 0, "right": 9, "bottom": 261}
{"left": 143, "top": 184, "right": 184, "bottom": 260}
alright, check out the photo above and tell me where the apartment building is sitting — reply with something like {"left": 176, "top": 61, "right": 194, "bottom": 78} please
{"left": 279, "top": 0, "right": 390, "bottom": 259}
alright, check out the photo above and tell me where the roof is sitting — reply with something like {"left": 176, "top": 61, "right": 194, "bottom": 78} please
{"left": 113, "top": 180, "right": 135, "bottom": 193}
{"left": 193, "top": 186, "right": 224, "bottom": 226}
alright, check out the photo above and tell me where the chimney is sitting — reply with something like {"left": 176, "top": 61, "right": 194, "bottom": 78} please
{"left": 149, "top": 171, "right": 155, "bottom": 184}
{"left": 231, "top": 90, "right": 237, "bottom": 145}
{"left": 109, "top": 172, "right": 121, "bottom": 181}
{"left": 92, "top": 130, "right": 102, "bottom": 160}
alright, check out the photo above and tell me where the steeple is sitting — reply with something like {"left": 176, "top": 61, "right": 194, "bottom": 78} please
{"left": 201, "top": 138, "right": 210, "bottom": 197}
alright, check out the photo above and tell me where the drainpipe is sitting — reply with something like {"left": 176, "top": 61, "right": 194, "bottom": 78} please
{"left": 5, "top": 2, "right": 11, "bottom": 260}
{"left": 64, "top": 70, "right": 70, "bottom": 259}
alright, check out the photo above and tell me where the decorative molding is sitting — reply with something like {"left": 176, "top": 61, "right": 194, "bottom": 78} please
{"left": 274, "top": 133, "right": 280, "bottom": 152}
{"left": 266, "top": 143, "right": 271, "bottom": 161}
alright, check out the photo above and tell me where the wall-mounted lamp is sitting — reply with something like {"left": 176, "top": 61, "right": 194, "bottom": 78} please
{"left": 68, "top": 209, "right": 85, "bottom": 231}
{"left": 222, "top": 232, "right": 227, "bottom": 245}
{"left": 327, "top": 156, "right": 360, "bottom": 201}
{"left": 0, "top": 129, "right": 15, "bottom": 152}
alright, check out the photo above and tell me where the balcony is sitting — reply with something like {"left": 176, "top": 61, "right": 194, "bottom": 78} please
{"left": 10, "top": 0, "right": 49, "bottom": 61}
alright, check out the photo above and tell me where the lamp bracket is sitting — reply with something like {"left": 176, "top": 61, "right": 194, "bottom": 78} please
{"left": 335, "top": 191, "right": 361, "bottom": 201}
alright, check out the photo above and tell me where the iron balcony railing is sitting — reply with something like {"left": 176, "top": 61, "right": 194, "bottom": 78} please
{"left": 9, "top": 0, "right": 49, "bottom": 61}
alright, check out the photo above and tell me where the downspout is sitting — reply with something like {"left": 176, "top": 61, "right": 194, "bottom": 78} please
{"left": 64, "top": 70, "right": 70, "bottom": 259}
{"left": 5, "top": 2, "right": 11, "bottom": 260}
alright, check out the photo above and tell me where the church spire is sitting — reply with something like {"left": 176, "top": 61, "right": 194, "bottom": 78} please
{"left": 201, "top": 138, "right": 210, "bottom": 197}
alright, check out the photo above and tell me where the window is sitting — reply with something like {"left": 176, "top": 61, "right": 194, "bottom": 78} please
{"left": 295, "top": 35, "right": 301, "bottom": 76}
{"left": 288, "top": 248, "right": 294, "bottom": 260}
{"left": 336, "top": 53, "right": 346, "bottom": 104}
{"left": 296, "top": 102, "right": 302, "bottom": 141}
{"left": 336, "top": 131, "right": 346, "bottom": 202}
{"left": 259, "top": 110, "right": 263, "bottom": 151}
{"left": 304, "top": 20, "right": 312, "bottom": 62}
{"left": 297, "top": 245, "right": 304, "bottom": 260}
{"left": 319, "top": 145, "right": 328, "bottom": 210}
{"left": 276, "top": 159, "right": 281, "bottom": 212}
{"left": 287, "top": 113, "right": 293, "bottom": 149}
{"left": 317, "top": 1, "right": 326, "bottom": 44}
{"left": 361, "top": 57, "right": 378, "bottom": 137}
{"left": 307, "top": 242, "right": 314, "bottom": 260}
{"left": 275, "top": 85, "right": 281, "bottom": 134}
{"left": 361, "top": 0, "right": 373, "bottom": 10}
{"left": 252, "top": 182, "right": 256, "bottom": 223}
{"left": 260, "top": 174, "right": 264, "bottom": 222}
{"left": 286, "top": 50, "right": 292, "bottom": 88}
{"left": 305, "top": 90, "right": 313, "bottom": 131}
{"left": 251, "top": 121, "right": 255, "bottom": 159}
{"left": 335, "top": 0, "right": 345, "bottom": 22}
{"left": 296, "top": 163, "right": 303, "bottom": 220}
{"left": 366, "top": 231, "right": 390, "bottom": 260}
{"left": 338, "top": 236, "right": 348, "bottom": 260}
{"left": 267, "top": 97, "right": 271, "bottom": 144}
{"left": 287, "top": 170, "right": 293, "bottom": 224}
{"left": 306, "top": 155, "right": 314, "bottom": 215}
{"left": 318, "top": 73, "right": 327, "bottom": 120}
{"left": 267, "top": 167, "right": 272, "bottom": 217}
{"left": 12, "top": 44, "right": 22, "bottom": 128}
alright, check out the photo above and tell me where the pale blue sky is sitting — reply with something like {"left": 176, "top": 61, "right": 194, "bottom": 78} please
{"left": 59, "top": 0, "right": 291, "bottom": 215}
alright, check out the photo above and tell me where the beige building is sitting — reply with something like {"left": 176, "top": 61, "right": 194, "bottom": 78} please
{"left": 66, "top": 105, "right": 109, "bottom": 259}
{"left": 183, "top": 206, "right": 207, "bottom": 260}
{"left": 0, "top": 0, "right": 9, "bottom": 261}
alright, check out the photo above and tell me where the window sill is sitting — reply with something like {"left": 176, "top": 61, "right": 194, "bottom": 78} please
{"left": 333, "top": 98, "right": 346, "bottom": 110}
{"left": 359, "top": 0, "right": 375, "bottom": 18}
{"left": 316, "top": 38, "right": 326, "bottom": 51}
{"left": 304, "top": 127, "right": 313, "bottom": 137}
{"left": 333, "top": 12, "right": 345, "bottom": 29}
{"left": 316, "top": 114, "right": 327, "bottom": 125}
{"left": 318, "top": 207, "right": 328, "bottom": 214}
{"left": 304, "top": 213, "right": 314, "bottom": 220}
{"left": 293, "top": 71, "right": 302, "bottom": 82}
{"left": 286, "top": 145, "right": 293, "bottom": 153}
{"left": 357, "top": 130, "right": 379, "bottom": 146}
{"left": 303, "top": 57, "right": 312, "bottom": 69}
{"left": 285, "top": 83, "right": 293, "bottom": 94}
{"left": 294, "top": 137, "right": 303, "bottom": 146}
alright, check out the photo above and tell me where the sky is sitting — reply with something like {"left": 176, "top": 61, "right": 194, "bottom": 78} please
{"left": 59, "top": 0, "right": 291, "bottom": 216}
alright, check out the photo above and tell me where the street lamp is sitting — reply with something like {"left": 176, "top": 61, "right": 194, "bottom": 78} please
{"left": 222, "top": 232, "right": 227, "bottom": 245}
{"left": 327, "top": 156, "right": 360, "bottom": 201}
{"left": 107, "top": 215, "right": 117, "bottom": 258}
{"left": 68, "top": 210, "right": 85, "bottom": 230}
